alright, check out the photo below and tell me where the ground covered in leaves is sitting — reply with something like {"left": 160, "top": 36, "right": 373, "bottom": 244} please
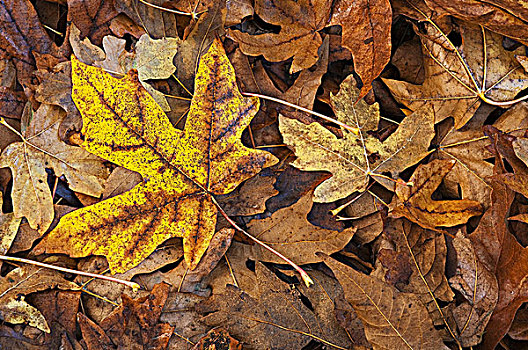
{"left": 2, "top": 0, "right": 528, "bottom": 349}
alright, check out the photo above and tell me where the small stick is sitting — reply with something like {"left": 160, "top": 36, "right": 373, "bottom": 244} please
{"left": 0, "top": 255, "right": 140, "bottom": 291}
{"left": 242, "top": 92, "right": 359, "bottom": 135}
{"left": 211, "top": 196, "right": 314, "bottom": 287}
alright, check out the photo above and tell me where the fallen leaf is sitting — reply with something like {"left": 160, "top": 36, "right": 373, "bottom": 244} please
{"left": 470, "top": 181, "right": 528, "bottom": 350}
{"left": 192, "top": 328, "right": 242, "bottom": 350}
{"left": 0, "top": 194, "right": 22, "bottom": 265}
{"left": 228, "top": 0, "right": 331, "bottom": 73}
{"left": 374, "top": 218, "right": 454, "bottom": 312}
{"left": 448, "top": 231, "right": 498, "bottom": 347}
{"left": 246, "top": 191, "right": 356, "bottom": 264}
{"left": 384, "top": 20, "right": 528, "bottom": 128}
{"left": 78, "top": 283, "right": 174, "bottom": 350}
{"left": 0, "top": 104, "right": 109, "bottom": 232}
{"left": 35, "top": 39, "right": 277, "bottom": 273}
{"left": 0, "top": 265, "right": 79, "bottom": 333}
{"left": 280, "top": 74, "right": 435, "bottom": 202}
{"left": 197, "top": 262, "right": 353, "bottom": 350}
{"left": 423, "top": 0, "right": 528, "bottom": 46}
{"left": 0, "top": 0, "right": 60, "bottom": 87}
{"left": 67, "top": 0, "right": 119, "bottom": 45}
{"left": 390, "top": 159, "right": 482, "bottom": 229}
{"left": 319, "top": 253, "right": 450, "bottom": 350}
{"left": 330, "top": 0, "right": 392, "bottom": 98}
{"left": 216, "top": 173, "right": 277, "bottom": 216}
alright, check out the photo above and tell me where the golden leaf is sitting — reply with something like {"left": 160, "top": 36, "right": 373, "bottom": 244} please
{"left": 35, "top": 38, "right": 277, "bottom": 273}
{"left": 279, "top": 74, "right": 435, "bottom": 203}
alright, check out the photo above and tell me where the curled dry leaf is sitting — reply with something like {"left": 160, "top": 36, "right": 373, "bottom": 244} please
{"left": 0, "top": 104, "right": 109, "bottom": 233}
{"left": 384, "top": 20, "right": 528, "bottom": 129}
{"left": 469, "top": 181, "right": 528, "bottom": 350}
{"left": 0, "top": 265, "right": 79, "bottom": 333}
{"left": 319, "top": 253, "right": 450, "bottom": 350}
{"left": 35, "top": 39, "right": 277, "bottom": 273}
{"left": 390, "top": 159, "right": 482, "bottom": 230}
{"left": 280, "top": 74, "right": 435, "bottom": 203}
{"left": 423, "top": 0, "right": 528, "bottom": 46}
{"left": 246, "top": 191, "right": 356, "bottom": 264}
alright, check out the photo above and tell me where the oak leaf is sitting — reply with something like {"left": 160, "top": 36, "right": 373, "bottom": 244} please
{"left": 279, "top": 74, "right": 435, "bottom": 203}
{"left": 35, "top": 39, "right": 278, "bottom": 273}
{"left": 319, "top": 253, "right": 449, "bottom": 350}
{"left": 390, "top": 159, "right": 482, "bottom": 229}
{"left": 0, "top": 104, "right": 109, "bottom": 233}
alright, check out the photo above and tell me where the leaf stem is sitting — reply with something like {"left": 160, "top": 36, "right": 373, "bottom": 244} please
{"left": 138, "top": 0, "right": 206, "bottom": 19}
{"left": 210, "top": 196, "right": 314, "bottom": 287}
{"left": 0, "top": 255, "right": 140, "bottom": 291}
{"left": 242, "top": 92, "right": 359, "bottom": 135}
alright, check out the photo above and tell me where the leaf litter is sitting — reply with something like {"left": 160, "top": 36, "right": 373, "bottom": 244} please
{"left": 2, "top": 0, "right": 528, "bottom": 349}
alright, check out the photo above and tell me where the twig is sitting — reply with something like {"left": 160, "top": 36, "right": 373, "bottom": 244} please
{"left": 0, "top": 255, "right": 140, "bottom": 291}
{"left": 210, "top": 196, "right": 314, "bottom": 287}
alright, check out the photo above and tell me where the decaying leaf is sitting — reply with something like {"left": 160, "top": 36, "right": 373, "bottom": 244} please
{"left": 0, "top": 265, "right": 78, "bottom": 333}
{"left": 35, "top": 39, "right": 277, "bottom": 273}
{"left": 0, "top": 104, "right": 109, "bottom": 232}
{"left": 280, "top": 74, "right": 435, "bottom": 202}
{"left": 320, "top": 253, "right": 450, "bottom": 350}
{"left": 197, "top": 262, "right": 353, "bottom": 350}
{"left": 374, "top": 218, "right": 454, "bottom": 312}
{"left": 390, "top": 159, "right": 482, "bottom": 229}
{"left": 448, "top": 231, "right": 498, "bottom": 347}
{"left": 384, "top": 20, "right": 528, "bottom": 128}
{"left": 246, "top": 191, "right": 356, "bottom": 264}
{"left": 78, "top": 282, "right": 174, "bottom": 350}
{"left": 192, "top": 328, "right": 242, "bottom": 350}
{"left": 0, "top": 194, "right": 22, "bottom": 258}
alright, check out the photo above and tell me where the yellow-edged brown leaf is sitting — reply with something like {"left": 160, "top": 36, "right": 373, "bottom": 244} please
{"left": 35, "top": 38, "right": 277, "bottom": 273}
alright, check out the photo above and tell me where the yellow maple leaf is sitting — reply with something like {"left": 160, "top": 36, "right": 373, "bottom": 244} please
{"left": 35, "top": 39, "right": 278, "bottom": 273}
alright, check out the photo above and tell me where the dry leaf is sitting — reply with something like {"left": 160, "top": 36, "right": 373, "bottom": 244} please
{"left": 0, "top": 104, "right": 109, "bottom": 232}
{"left": 67, "top": 0, "right": 119, "bottom": 45}
{"left": 192, "top": 328, "right": 242, "bottom": 350}
{"left": 330, "top": 0, "right": 392, "bottom": 98}
{"left": 35, "top": 39, "right": 277, "bottom": 273}
{"left": 0, "top": 265, "right": 78, "bottom": 333}
{"left": 384, "top": 20, "right": 528, "bottom": 128}
{"left": 78, "top": 283, "right": 174, "bottom": 350}
{"left": 375, "top": 218, "right": 454, "bottom": 312}
{"left": 448, "top": 231, "right": 498, "bottom": 347}
{"left": 228, "top": 0, "right": 331, "bottom": 73}
{"left": 320, "top": 253, "right": 450, "bottom": 350}
{"left": 197, "top": 262, "right": 352, "bottom": 350}
{"left": 280, "top": 74, "right": 435, "bottom": 202}
{"left": 423, "top": 0, "right": 528, "bottom": 46}
{"left": 246, "top": 191, "right": 356, "bottom": 264}
{"left": 390, "top": 159, "right": 482, "bottom": 229}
